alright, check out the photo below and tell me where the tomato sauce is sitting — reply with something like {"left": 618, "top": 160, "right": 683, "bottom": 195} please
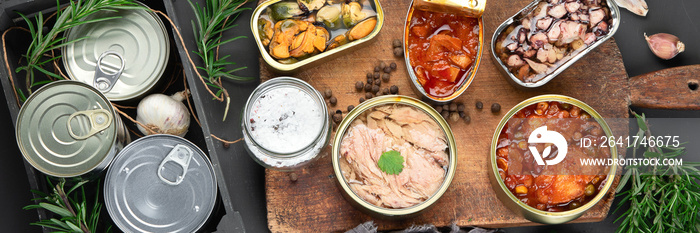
{"left": 406, "top": 9, "right": 479, "bottom": 98}
{"left": 497, "top": 101, "right": 609, "bottom": 212}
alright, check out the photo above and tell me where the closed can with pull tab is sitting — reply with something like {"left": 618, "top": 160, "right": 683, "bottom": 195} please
{"left": 15, "top": 80, "right": 130, "bottom": 177}
{"left": 104, "top": 134, "right": 217, "bottom": 233}
{"left": 62, "top": 1, "right": 170, "bottom": 102}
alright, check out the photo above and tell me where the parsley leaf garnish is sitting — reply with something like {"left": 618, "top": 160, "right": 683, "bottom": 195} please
{"left": 377, "top": 150, "right": 404, "bottom": 175}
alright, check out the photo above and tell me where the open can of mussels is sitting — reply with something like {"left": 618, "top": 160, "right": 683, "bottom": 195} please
{"left": 104, "top": 134, "right": 217, "bottom": 232}
{"left": 62, "top": 1, "right": 170, "bottom": 102}
{"left": 491, "top": 0, "right": 620, "bottom": 88}
{"left": 251, "top": 0, "right": 384, "bottom": 73}
{"left": 15, "top": 80, "right": 130, "bottom": 177}
{"left": 404, "top": 0, "right": 485, "bottom": 104}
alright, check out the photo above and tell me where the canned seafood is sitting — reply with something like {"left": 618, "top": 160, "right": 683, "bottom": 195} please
{"left": 104, "top": 134, "right": 217, "bottom": 232}
{"left": 62, "top": 1, "right": 170, "bottom": 101}
{"left": 15, "top": 80, "right": 130, "bottom": 177}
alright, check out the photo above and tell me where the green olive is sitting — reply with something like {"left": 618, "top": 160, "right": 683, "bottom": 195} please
{"left": 569, "top": 201, "right": 580, "bottom": 210}
{"left": 585, "top": 183, "right": 596, "bottom": 196}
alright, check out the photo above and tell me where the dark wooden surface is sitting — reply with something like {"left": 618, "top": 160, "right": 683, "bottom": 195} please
{"left": 630, "top": 64, "right": 700, "bottom": 110}
{"left": 260, "top": 0, "right": 630, "bottom": 231}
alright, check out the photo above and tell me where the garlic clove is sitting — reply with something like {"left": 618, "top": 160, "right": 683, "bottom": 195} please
{"left": 645, "top": 33, "right": 685, "bottom": 60}
{"left": 614, "top": 0, "right": 649, "bottom": 17}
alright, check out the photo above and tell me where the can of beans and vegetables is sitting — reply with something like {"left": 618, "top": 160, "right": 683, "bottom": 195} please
{"left": 242, "top": 77, "right": 331, "bottom": 171}
{"left": 62, "top": 1, "right": 170, "bottom": 102}
{"left": 15, "top": 80, "right": 130, "bottom": 178}
{"left": 489, "top": 95, "right": 617, "bottom": 224}
{"left": 403, "top": 0, "right": 485, "bottom": 103}
{"left": 491, "top": 0, "right": 620, "bottom": 88}
{"left": 251, "top": 0, "right": 384, "bottom": 73}
{"left": 332, "top": 95, "right": 457, "bottom": 218}
{"left": 104, "top": 134, "right": 217, "bottom": 232}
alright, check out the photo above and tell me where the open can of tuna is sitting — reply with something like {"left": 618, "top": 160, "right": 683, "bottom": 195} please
{"left": 15, "top": 80, "right": 130, "bottom": 177}
{"left": 104, "top": 134, "right": 217, "bottom": 232}
{"left": 62, "top": 1, "right": 170, "bottom": 102}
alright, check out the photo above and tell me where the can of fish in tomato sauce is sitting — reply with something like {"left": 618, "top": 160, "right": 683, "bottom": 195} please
{"left": 15, "top": 80, "right": 130, "bottom": 177}
{"left": 62, "top": 1, "right": 170, "bottom": 102}
{"left": 104, "top": 134, "right": 217, "bottom": 232}
{"left": 404, "top": 0, "right": 486, "bottom": 104}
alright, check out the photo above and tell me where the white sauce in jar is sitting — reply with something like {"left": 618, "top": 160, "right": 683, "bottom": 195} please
{"left": 248, "top": 87, "right": 323, "bottom": 153}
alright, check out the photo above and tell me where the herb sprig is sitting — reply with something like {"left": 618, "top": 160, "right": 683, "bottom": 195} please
{"left": 24, "top": 178, "right": 110, "bottom": 233}
{"left": 14, "top": 0, "right": 141, "bottom": 101}
{"left": 614, "top": 112, "right": 700, "bottom": 233}
{"left": 189, "top": 0, "right": 252, "bottom": 121}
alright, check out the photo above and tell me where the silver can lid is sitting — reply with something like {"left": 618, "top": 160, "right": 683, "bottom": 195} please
{"left": 15, "top": 81, "right": 117, "bottom": 177}
{"left": 62, "top": 5, "right": 169, "bottom": 101}
{"left": 104, "top": 134, "right": 217, "bottom": 233}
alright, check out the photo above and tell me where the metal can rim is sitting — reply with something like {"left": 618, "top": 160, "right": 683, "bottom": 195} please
{"left": 15, "top": 80, "right": 118, "bottom": 177}
{"left": 250, "top": 0, "right": 385, "bottom": 73}
{"left": 490, "top": 0, "right": 621, "bottom": 88}
{"left": 403, "top": 1, "right": 484, "bottom": 103}
{"left": 488, "top": 94, "right": 618, "bottom": 224}
{"left": 331, "top": 95, "right": 457, "bottom": 216}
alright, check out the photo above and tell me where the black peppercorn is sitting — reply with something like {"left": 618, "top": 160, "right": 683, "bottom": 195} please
{"left": 372, "top": 85, "right": 380, "bottom": 94}
{"left": 476, "top": 101, "right": 483, "bottom": 110}
{"left": 355, "top": 81, "right": 364, "bottom": 91}
{"left": 390, "top": 85, "right": 398, "bottom": 94}
{"left": 382, "top": 73, "right": 390, "bottom": 82}
{"left": 379, "top": 61, "right": 386, "bottom": 70}
{"left": 458, "top": 103, "right": 465, "bottom": 112}
{"left": 374, "top": 66, "right": 380, "bottom": 72}
{"left": 333, "top": 113, "right": 342, "bottom": 123}
{"left": 464, "top": 115, "right": 471, "bottom": 123}
{"left": 459, "top": 111, "right": 466, "bottom": 118}
{"left": 367, "top": 77, "right": 373, "bottom": 85}
{"left": 289, "top": 173, "right": 298, "bottom": 182}
{"left": 393, "top": 47, "right": 403, "bottom": 57}
{"left": 324, "top": 89, "right": 332, "bottom": 99}
{"left": 382, "top": 88, "right": 389, "bottom": 95}
{"left": 329, "top": 96, "right": 337, "bottom": 106}
{"left": 223, "top": 142, "right": 230, "bottom": 149}
{"left": 347, "top": 105, "right": 354, "bottom": 112}
{"left": 435, "top": 105, "right": 443, "bottom": 113}
{"left": 373, "top": 72, "right": 381, "bottom": 80}
{"left": 367, "top": 72, "right": 373, "bottom": 79}
{"left": 390, "top": 62, "right": 397, "bottom": 70}
{"left": 365, "top": 92, "right": 373, "bottom": 99}
{"left": 383, "top": 66, "right": 391, "bottom": 73}
{"left": 449, "top": 112, "right": 460, "bottom": 122}
{"left": 392, "top": 39, "right": 401, "bottom": 48}
{"left": 364, "top": 83, "right": 372, "bottom": 92}
{"left": 359, "top": 97, "right": 365, "bottom": 103}
{"left": 336, "top": 109, "right": 342, "bottom": 115}
{"left": 449, "top": 103, "right": 458, "bottom": 112}
{"left": 441, "top": 110, "right": 449, "bottom": 119}
{"left": 491, "top": 103, "right": 501, "bottom": 113}
{"left": 374, "top": 78, "right": 381, "bottom": 86}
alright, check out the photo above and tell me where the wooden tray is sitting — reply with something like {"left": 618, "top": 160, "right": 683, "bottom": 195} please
{"left": 259, "top": 0, "right": 700, "bottom": 231}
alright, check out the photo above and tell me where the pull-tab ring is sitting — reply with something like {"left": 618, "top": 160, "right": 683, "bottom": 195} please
{"left": 94, "top": 51, "right": 124, "bottom": 93}
{"left": 67, "top": 109, "right": 113, "bottom": 140}
{"left": 158, "top": 144, "right": 193, "bottom": 186}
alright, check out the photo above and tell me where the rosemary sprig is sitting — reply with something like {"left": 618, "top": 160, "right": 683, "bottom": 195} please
{"left": 189, "top": 0, "right": 252, "bottom": 121}
{"left": 24, "top": 178, "right": 110, "bottom": 233}
{"left": 614, "top": 112, "right": 700, "bottom": 233}
{"left": 13, "top": 0, "right": 141, "bottom": 100}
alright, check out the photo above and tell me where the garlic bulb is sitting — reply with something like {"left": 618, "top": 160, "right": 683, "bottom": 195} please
{"left": 645, "top": 33, "right": 685, "bottom": 60}
{"left": 136, "top": 91, "right": 190, "bottom": 137}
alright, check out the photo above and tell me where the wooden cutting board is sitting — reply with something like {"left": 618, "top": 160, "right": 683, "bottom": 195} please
{"left": 259, "top": 0, "right": 700, "bottom": 231}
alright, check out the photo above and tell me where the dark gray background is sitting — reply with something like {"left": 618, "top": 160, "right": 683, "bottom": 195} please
{"left": 1, "top": 0, "right": 699, "bottom": 232}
